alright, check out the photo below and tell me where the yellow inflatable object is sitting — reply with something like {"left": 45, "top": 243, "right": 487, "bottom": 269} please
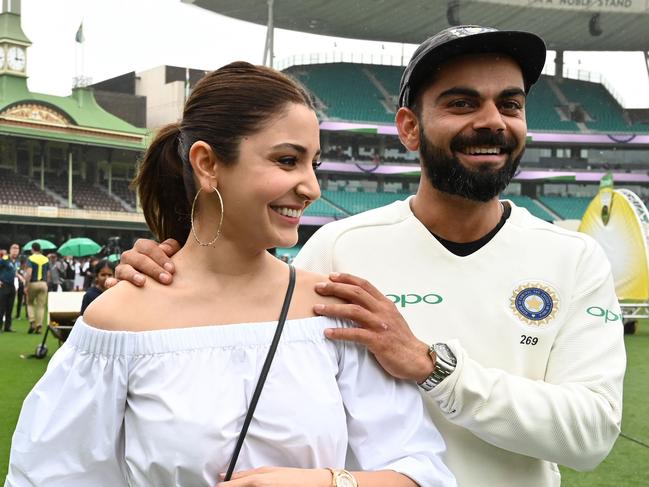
{"left": 579, "top": 188, "right": 649, "bottom": 301}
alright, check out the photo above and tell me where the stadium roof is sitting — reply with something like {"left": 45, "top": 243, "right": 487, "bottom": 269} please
{"left": 184, "top": 0, "right": 649, "bottom": 51}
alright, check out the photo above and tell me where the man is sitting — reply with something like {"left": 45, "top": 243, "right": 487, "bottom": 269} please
{"left": 25, "top": 242, "right": 49, "bottom": 334}
{"left": 112, "top": 26, "right": 625, "bottom": 486}
{"left": 47, "top": 253, "right": 65, "bottom": 292}
{"left": 0, "top": 243, "right": 20, "bottom": 332}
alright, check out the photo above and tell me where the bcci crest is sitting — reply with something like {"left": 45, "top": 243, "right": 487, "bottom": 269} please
{"left": 510, "top": 283, "right": 559, "bottom": 326}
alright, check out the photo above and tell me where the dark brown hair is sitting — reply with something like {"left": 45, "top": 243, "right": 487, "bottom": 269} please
{"left": 134, "top": 62, "right": 315, "bottom": 244}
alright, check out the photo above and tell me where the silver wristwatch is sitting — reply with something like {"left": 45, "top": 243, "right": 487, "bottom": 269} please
{"left": 418, "top": 343, "right": 457, "bottom": 392}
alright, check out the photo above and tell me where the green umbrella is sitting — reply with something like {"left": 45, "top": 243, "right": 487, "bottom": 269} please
{"left": 22, "top": 239, "right": 57, "bottom": 251}
{"left": 57, "top": 237, "right": 102, "bottom": 257}
{"left": 107, "top": 253, "right": 121, "bottom": 263}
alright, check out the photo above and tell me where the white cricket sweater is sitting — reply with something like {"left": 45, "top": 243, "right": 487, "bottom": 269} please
{"left": 295, "top": 198, "right": 625, "bottom": 487}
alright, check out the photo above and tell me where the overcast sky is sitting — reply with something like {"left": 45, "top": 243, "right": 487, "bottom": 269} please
{"left": 19, "top": 0, "right": 649, "bottom": 108}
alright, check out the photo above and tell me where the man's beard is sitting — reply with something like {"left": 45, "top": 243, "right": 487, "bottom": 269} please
{"left": 419, "top": 128, "right": 523, "bottom": 202}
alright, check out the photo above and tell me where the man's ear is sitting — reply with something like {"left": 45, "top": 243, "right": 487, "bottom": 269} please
{"left": 395, "top": 107, "right": 421, "bottom": 152}
{"left": 188, "top": 141, "right": 219, "bottom": 190}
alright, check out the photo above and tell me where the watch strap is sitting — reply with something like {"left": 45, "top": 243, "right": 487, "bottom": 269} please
{"left": 418, "top": 343, "right": 456, "bottom": 392}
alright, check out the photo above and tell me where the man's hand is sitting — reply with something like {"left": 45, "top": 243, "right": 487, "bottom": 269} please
{"left": 106, "top": 238, "right": 181, "bottom": 288}
{"left": 219, "top": 467, "right": 331, "bottom": 486}
{"left": 315, "top": 272, "right": 435, "bottom": 383}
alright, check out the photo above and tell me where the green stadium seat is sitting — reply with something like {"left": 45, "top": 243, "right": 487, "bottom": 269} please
{"left": 504, "top": 195, "right": 555, "bottom": 221}
{"left": 538, "top": 196, "right": 591, "bottom": 220}
{"left": 322, "top": 189, "right": 411, "bottom": 214}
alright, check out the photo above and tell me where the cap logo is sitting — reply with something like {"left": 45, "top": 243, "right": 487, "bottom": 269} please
{"left": 449, "top": 26, "right": 497, "bottom": 37}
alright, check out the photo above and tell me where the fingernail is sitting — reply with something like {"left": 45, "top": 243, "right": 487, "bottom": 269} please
{"left": 324, "top": 328, "right": 334, "bottom": 337}
{"left": 134, "top": 274, "right": 145, "bottom": 284}
{"left": 330, "top": 272, "right": 340, "bottom": 278}
{"left": 315, "top": 282, "right": 326, "bottom": 289}
{"left": 160, "top": 272, "right": 171, "bottom": 283}
{"left": 314, "top": 304, "right": 325, "bottom": 313}
{"left": 163, "top": 262, "right": 174, "bottom": 272}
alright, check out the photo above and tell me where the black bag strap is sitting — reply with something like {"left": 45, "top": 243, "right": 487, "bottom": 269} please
{"left": 223, "top": 264, "right": 297, "bottom": 481}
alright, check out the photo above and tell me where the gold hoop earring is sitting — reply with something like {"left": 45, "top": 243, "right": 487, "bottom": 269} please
{"left": 190, "top": 186, "right": 224, "bottom": 246}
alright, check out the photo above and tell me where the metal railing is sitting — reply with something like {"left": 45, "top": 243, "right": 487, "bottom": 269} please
{"left": 0, "top": 204, "right": 144, "bottom": 222}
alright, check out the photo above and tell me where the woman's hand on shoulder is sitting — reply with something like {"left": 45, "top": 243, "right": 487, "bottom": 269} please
{"left": 219, "top": 467, "right": 331, "bottom": 486}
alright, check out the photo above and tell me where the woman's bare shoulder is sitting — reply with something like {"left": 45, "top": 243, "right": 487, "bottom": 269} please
{"left": 294, "top": 268, "right": 346, "bottom": 307}
{"left": 82, "top": 280, "right": 165, "bottom": 331}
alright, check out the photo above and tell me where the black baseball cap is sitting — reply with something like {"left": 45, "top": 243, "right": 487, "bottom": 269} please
{"left": 398, "top": 25, "right": 546, "bottom": 108}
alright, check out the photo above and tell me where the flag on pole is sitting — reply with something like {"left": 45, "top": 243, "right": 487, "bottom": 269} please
{"left": 75, "top": 22, "right": 84, "bottom": 43}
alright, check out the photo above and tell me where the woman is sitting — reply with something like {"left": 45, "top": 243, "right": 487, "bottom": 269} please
{"left": 6, "top": 63, "right": 454, "bottom": 487}
{"left": 79, "top": 259, "right": 114, "bottom": 314}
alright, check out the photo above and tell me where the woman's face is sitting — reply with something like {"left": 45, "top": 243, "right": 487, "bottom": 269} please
{"left": 216, "top": 103, "right": 321, "bottom": 250}
{"left": 96, "top": 266, "right": 114, "bottom": 290}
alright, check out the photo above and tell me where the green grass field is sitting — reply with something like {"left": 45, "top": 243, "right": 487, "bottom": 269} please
{"left": 1, "top": 312, "right": 648, "bottom": 484}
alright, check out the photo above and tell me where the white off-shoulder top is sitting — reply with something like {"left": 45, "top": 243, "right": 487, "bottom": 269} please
{"left": 6, "top": 316, "right": 455, "bottom": 487}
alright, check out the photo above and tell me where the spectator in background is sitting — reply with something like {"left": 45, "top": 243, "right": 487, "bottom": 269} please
{"left": 80, "top": 259, "right": 114, "bottom": 314}
{"left": 0, "top": 243, "right": 20, "bottom": 332}
{"left": 83, "top": 257, "right": 99, "bottom": 290}
{"left": 47, "top": 253, "right": 65, "bottom": 292}
{"left": 15, "top": 257, "right": 26, "bottom": 319}
{"left": 73, "top": 258, "right": 84, "bottom": 291}
{"left": 26, "top": 242, "right": 49, "bottom": 334}
{"left": 62, "top": 255, "right": 75, "bottom": 291}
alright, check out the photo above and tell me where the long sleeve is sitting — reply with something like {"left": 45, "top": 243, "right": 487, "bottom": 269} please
{"left": 426, "top": 241, "right": 625, "bottom": 471}
{"left": 334, "top": 323, "right": 456, "bottom": 487}
{"left": 5, "top": 335, "right": 130, "bottom": 486}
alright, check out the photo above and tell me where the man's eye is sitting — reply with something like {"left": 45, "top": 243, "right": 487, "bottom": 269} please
{"left": 450, "top": 100, "right": 473, "bottom": 109}
{"left": 501, "top": 101, "right": 522, "bottom": 111}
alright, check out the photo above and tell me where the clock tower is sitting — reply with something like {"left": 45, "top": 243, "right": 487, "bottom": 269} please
{"left": 0, "top": 0, "right": 30, "bottom": 78}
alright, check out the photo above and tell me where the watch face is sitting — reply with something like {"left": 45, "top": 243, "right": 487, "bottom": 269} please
{"left": 7, "top": 46, "right": 25, "bottom": 71}
{"left": 434, "top": 343, "right": 457, "bottom": 366}
{"left": 337, "top": 473, "right": 356, "bottom": 487}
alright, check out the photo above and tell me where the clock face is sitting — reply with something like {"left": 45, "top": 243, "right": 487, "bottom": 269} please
{"left": 0, "top": 48, "right": 5, "bottom": 69}
{"left": 7, "top": 46, "right": 25, "bottom": 71}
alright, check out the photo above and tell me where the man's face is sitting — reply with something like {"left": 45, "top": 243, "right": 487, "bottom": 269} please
{"left": 415, "top": 53, "right": 527, "bottom": 202}
{"left": 9, "top": 244, "right": 19, "bottom": 258}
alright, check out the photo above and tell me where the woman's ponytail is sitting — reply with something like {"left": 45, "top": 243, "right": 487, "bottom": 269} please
{"left": 133, "top": 123, "right": 193, "bottom": 245}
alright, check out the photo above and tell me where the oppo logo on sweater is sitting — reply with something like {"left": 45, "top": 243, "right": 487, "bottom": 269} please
{"left": 386, "top": 293, "right": 444, "bottom": 308}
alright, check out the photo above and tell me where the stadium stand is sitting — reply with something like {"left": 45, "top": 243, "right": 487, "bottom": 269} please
{"left": 287, "top": 63, "right": 646, "bottom": 135}
{"left": 548, "top": 78, "right": 649, "bottom": 133}
{"left": 287, "top": 63, "right": 394, "bottom": 123}
{"left": 0, "top": 168, "right": 58, "bottom": 206}
{"left": 525, "top": 78, "right": 580, "bottom": 132}
{"left": 558, "top": 79, "right": 633, "bottom": 133}
{"left": 45, "top": 174, "right": 125, "bottom": 211}
{"left": 539, "top": 195, "right": 591, "bottom": 220}
{"left": 304, "top": 197, "right": 347, "bottom": 218}
{"left": 504, "top": 195, "right": 555, "bottom": 221}
{"left": 322, "top": 189, "right": 411, "bottom": 215}
{"left": 109, "top": 179, "right": 137, "bottom": 208}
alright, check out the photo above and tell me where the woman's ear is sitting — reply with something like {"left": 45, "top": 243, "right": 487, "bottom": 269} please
{"left": 189, "top": 141, "right": 219, "bottom": 190}
{"left": 395, "top": 107, "right": 421, "bottom": 152}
